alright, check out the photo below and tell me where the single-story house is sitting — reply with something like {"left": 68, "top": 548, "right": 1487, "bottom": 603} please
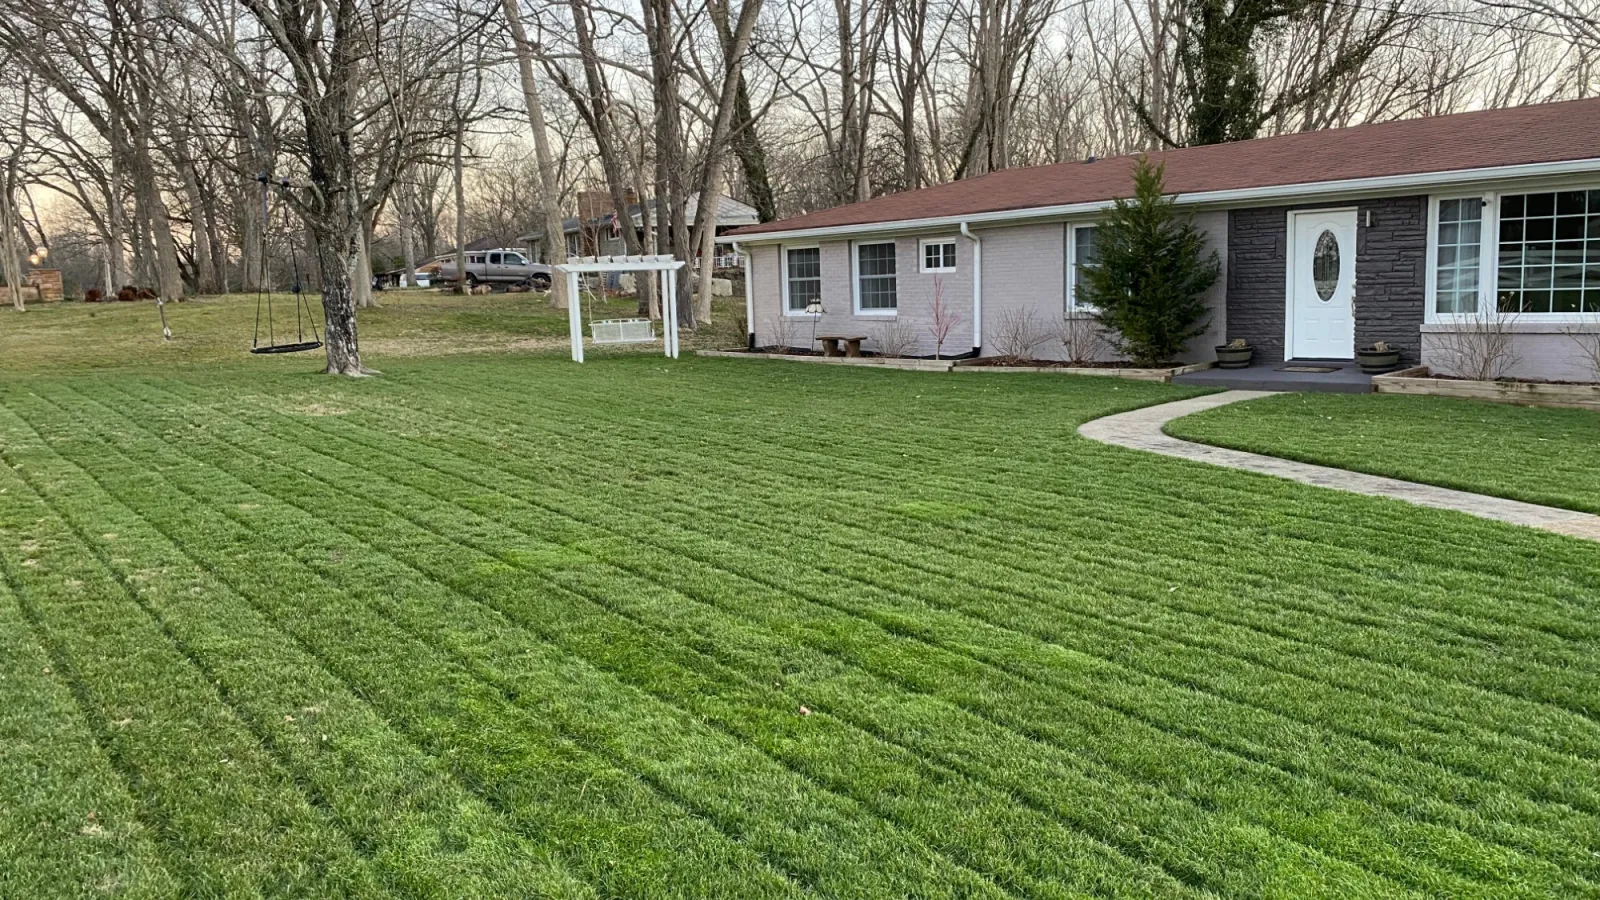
{"left": 521, "top": 193, "right": 760, "bottom": 269}
{"left": 727, "top": 97, "right": 1600, "bottom": 380}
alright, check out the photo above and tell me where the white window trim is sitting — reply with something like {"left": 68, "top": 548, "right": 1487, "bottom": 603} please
{"left": 852, "top": 240, "right": 899, "bottom": 316}
{"left": 780, "top": 244, "right": 822, "bottom": 317}
{"left": 1066, "top": 223, "right": 1100, "bottom": 315}
{"left": 919, "top": 237, "right": 958, "bottom": 273}
{"left": 1427, "top": 188, "right": 1600, "bottom": 325}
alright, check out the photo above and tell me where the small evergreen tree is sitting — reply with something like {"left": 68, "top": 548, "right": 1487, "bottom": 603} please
{"left": 1080, "top": 157, "right": 1220, "bottom": 366}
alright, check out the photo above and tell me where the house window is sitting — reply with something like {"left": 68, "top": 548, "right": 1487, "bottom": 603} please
{"left": 1068, "top": 225, "right": 1100, "bottom": 312}
{"left": 921, "top": 239, "right": 957, "bottom": 273}
{"left": 784, "top": 246, "right": 821, "bottom": 313}
{"left": 1496, "top": 189, "right": 1600, "bottom": 314}
{"left": 855, "top": 242, "right": 898, "bottom": 313}
{"left": 1433, "top": 198, "right": 1483, "bottom": 315}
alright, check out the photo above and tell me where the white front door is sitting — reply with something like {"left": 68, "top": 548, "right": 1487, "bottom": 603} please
{"left": 1288, "top": 209, "right": 1357, "bottom": 360}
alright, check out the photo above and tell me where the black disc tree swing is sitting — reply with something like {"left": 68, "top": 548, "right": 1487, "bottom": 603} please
{"left": 251, "top": 174, "right": 324, "bottom": 355}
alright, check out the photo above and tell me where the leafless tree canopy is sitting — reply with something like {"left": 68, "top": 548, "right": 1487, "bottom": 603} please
{"left": 0, "top": 0, "right": 1593, "bottom": 370}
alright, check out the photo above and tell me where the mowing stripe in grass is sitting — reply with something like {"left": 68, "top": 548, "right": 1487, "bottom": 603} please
{"left": 172, "top": 360, "right": 1600, "bottom": 816}
{"left": 0, "top": 430, "right": 384, "bottom": 897}
{"left": 12, "top": 387, "right": 1010, "bottom": 900}
{"left": 228, "top": 381, "right": 1600, "bottom": 890}
{"left": 206, "top": 369, "right": 1600, "bottom": 871}
{"left": 100, "top": 376, "right": 1587, "bottom": 890}
{"left": 421, "top": 373, "right": 1600, "bottom": 759}
{"left": 0, "top": 408, "right": 595, "bottom": 897}
{"left": 0, "top": 580, "right": 178, "bottom": 900}
{"left": 399, "top": 361, "right": 1599, "bottom": 674}
{"left": 87, "top": 381, "right": 1337, "bottom": 890}
{"left": 42, "top": 383, "right": 1186, "bottom": 900}
{"left": 268, "top": 368, "right": 1600, "bottom": 810}
{"left": 8, "top": 359, "right": 1598, "bottom": 897}
{"left": 499, "top": 366, "right": 1600, "bottom": 660}
{"left": 2, "top": 393, "right": 826, "bottom": 900}
{"left": 468, "top": 359, "right": 1600, "bottom": 611}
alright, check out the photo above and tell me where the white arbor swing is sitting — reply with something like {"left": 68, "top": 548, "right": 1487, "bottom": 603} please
{"left": 556, "top": 255, "right": 687, "bottom": 362}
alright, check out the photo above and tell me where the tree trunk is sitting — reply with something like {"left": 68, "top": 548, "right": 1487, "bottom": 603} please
{"left": 353, "top": 223, "right": 374, "bottom": 308}
{"left": 565, "top": 0, "right": 648, "bottom": 295}
{"left": 452, "top": 120, "right": 467, "bottom": 295}
{"left": 0, "top": 183, "right": 24, "bottom": 312}
{"left": 240, "top": 181, "right": 263, "bottom": 291}
{"left": 503, "top": 0, "right": 571, "bottom": 312}
{"left": 176, "top": 152, "right": 215, "bottom": 294}
{"left": 711, "top": 1, "right": 776, "bottom": 221}
{"left": 645, "top": 0, "right": 695, "bottom": 326}
{"left": 399, "top": 187, "right": 417, "bottom": 287}
{"left": 107, "top": 162, "right": 128, "bottom": 291}
{"left": 690, "top": 0, "right": 763, "bottom": 324}
{"left": 314, "top": 226, "right": 363, "bottom": 375}
{"left": 132, "top": 111, "right": 184, "bottom": 301}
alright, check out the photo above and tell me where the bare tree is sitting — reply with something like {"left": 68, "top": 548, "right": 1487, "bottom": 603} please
{"left": 215, "top": 0, "right": 463, "bottom": 373}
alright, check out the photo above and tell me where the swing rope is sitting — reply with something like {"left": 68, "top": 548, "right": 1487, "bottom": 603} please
{"left": 251, "top": 174, "right": 323, "bottom": 355}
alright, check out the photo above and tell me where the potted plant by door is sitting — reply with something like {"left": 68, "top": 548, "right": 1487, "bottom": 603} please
{"left": 1215, "top": 338, "right": 1254, "bottom": 369}
{"left": 1357, "top": 341, "right": 1402, "bottom": 373}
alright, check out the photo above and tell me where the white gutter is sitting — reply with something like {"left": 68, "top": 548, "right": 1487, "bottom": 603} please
{"left": 734, "top": 240, "right": 753, "bottom": 350}
{"left": 732, "top": 156, "right": 1600, "bottom": 244}
{"left": 959, "top": 222, "right": 982, "bottom": 353}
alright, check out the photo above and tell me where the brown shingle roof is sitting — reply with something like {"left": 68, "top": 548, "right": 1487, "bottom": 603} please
{"left": 732, "top": 98, "right": 1600, "bottom": 237}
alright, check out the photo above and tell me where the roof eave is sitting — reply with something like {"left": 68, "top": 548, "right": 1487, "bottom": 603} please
{"left": 731, "top": 156, "right": 1600, "bottom": 243}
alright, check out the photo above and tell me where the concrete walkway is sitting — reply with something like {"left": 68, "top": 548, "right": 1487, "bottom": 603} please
{"left": 1078, "top": 391, "right": 1600, "bottom": 542}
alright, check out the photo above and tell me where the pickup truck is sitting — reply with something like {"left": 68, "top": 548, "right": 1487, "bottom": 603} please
{"left": 435, "top": 248, "right": 553, "bottom": 290}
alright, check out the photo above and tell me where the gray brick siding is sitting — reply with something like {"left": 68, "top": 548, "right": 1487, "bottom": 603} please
{"left": 1353, "top": 196, "right": 1428, "bottom": 364}
{"left": 1227, "top": 195, "right": 1428, "bottom": 364}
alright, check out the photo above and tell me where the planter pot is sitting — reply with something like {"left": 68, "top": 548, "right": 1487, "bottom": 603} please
{"left": 1357, "top": 348, "right": 1402, "bottom": 374}
{"left": 1214, "top": 346, "right": 1254, "bottom": 369}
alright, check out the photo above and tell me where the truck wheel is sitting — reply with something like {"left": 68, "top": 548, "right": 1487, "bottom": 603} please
{"left": 531, "top": 273, "right": 551, "bottom": 291}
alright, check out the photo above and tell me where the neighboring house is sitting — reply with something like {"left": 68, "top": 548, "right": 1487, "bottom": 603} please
{"left": 728, "top": 97, "right": 1600, "bottom": 380}
{"left": 521, "top": 192, "right": 760, "bottom": 270}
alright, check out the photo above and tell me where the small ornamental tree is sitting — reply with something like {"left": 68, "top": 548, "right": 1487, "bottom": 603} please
{"left": 1080, "top": 157, "right": 1221, "bottom": 365}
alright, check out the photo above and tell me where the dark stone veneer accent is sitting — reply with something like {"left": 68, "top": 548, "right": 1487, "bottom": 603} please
{"left": 1227, "top": 195, "right": 1428, "bottom": 365}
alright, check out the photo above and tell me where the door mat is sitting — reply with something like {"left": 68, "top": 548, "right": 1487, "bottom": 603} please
{"left": 1277, "top": 365, "right": 1342, "bottom": 373}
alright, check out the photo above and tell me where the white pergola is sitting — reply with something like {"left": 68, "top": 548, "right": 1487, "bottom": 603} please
{"left": 555, "top": 255, "right": 687, "bottom": 362}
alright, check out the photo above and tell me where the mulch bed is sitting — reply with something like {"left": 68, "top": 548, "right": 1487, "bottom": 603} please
{"left": 960, "top": 357, "right": 1169, "bottom": 369}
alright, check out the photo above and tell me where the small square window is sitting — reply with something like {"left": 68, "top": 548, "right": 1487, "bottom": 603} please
{"left": 920, "top": 240, "right": 957, "bottom": 273}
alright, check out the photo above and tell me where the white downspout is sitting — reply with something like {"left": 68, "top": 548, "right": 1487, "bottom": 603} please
{"left": 734, "top": 240, "right": 753, "bottom": 350}
{"left": 959, "top": 222, "right": 982, "bottom": 354}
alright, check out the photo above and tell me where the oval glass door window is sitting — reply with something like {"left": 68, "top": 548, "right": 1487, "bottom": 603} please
{"left": 1312, "top": 230, "right": 1340, "bottom": 301}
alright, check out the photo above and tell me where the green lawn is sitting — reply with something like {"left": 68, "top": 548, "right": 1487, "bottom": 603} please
{"left": 1166, "top": 391, "right": 1600, "bottom": 514}
{"left": 0, "top": 289, "right": 744, "bottom": 375}
{"left": 2, "top": 343, "right": 1599, "bottom": 897}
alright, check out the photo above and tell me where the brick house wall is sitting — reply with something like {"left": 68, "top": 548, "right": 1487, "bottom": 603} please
{"left": 748, "top": 236, "right": 974, "bottom": 356}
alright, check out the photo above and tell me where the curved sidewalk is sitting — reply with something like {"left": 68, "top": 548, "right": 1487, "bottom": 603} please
{"left": 1079, "top": 391, "right": 1600, "bottom": 542}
